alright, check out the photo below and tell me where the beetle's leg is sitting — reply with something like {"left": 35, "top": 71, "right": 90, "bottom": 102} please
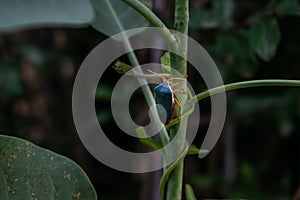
{"left": 170, "top": 80, "right": 184, "bottom": 88}
{"left": 147, "top": 69, "right": 167, "bottom": 81}
{"left": 168, "top": 78, "right": 187, "bottom": 87}
{"left": 170, "top": 79, "right": 186, "bottom": 95}
{"left": 172, "top": 88, "right": 187, "bottom": 94}
{"left": 168, "top": 75, "right": 188, "bottom": 81}
{"left": 174, "top": 97, "right": 182, "bottom": 121}
{"left": 170, "top": 76, "right": 188, "bottom": 87}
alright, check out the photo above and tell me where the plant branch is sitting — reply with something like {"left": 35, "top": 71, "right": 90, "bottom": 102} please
{"left": 160, "top": 143, "right": 189, "bottom": 200}
{"left": 124, "top": 39, "right": 170, "bottom": 146}
{"left": 185, "top": 184, "right": 197, "bottom": 200}
{"left": 190, "top": 79, "right": 300, "bottom": 104}
{"left": 166, "top": 0, "right": 189, "bottom": 200}
{"left": 121, "top": 0, "right": 178, "bottom": 50}
{"left": 165, "top": 79, "right": 300, "bottom": 128}
{"left": 106, "top": 0, "right": 170, "bottom": 145}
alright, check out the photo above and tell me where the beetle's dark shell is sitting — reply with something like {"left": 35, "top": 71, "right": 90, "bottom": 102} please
{"left": 154, "top": 81, "right": 175, "bottom": 124}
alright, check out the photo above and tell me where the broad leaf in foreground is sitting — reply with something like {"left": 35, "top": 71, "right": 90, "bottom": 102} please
{"left": 0, "top": 0, "right": 93, "bottom": 31}
{"left": 0, "top": 135, "right": 97, "bottom": 200}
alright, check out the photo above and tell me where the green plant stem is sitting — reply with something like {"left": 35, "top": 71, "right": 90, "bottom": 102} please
{"left": 185, "top": 184, "right": 197, "bottom": 200}
{"left": 125, "top": 43, "right": 170, "bottom": 145}
{"left": 189, "top": 79, "right": 300, "bottom": 104}
{"left": 106, "top": 0, "right": 170, "bottom": 145}
{"left": 160, "top": 143, "right": 189, "bottom": 200}
{"left": 166, "top": 0, "right": 189, "bottom": 200}
{"left": 121, "top": 0, "right": 178, "bottom": 50}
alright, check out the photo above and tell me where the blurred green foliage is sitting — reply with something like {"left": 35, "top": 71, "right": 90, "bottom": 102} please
{"left": 0, "top": 0, "right": 299, "bottom": 199}
{"left": 0, "top": 60, "right": 22, "bottom": 102}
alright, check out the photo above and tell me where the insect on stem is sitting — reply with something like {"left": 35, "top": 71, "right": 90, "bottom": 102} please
{"left": 147, "top": 69, "right": 187, "bottom": 125}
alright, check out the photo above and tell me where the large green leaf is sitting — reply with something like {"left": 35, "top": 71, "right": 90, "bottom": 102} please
{"left": 0, "top": 135, "right": 97, "bottom": 200}
{"left": 248, "top": 19, "right": 281, "bottom": 61}
{"left": 90, "top": 0, "right": 148, "bottom": 37}
{"left": 0, "top": 0, "right": 93, "bottom": 31}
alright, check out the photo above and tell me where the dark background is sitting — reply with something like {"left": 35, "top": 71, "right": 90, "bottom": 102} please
{"left": 0, "top": 0, "right": 299, "bottom": 199}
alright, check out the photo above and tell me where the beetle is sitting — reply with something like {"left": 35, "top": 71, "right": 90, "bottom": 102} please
{"left": 149, "top": 70, "right": 185, "bottom": 125}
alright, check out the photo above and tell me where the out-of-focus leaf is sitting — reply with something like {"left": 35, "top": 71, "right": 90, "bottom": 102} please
{"left": 190, "top": 0, "right": 234, "bottom": 29}
{"left": 96, "top": 85, "right": 113, "bottom": 101}
{"left": 0, "top": 0, "right": 93, "bottom": 32}
{"left": 239, "top": 162, "right": 255, "bottom": 184}
{"left": 279, "top": 117, "right": 293, "bottom": 137}
{"left": 214, "top": 0, "right": 234, "bottom": 29}
{"left": 276, "top": 104, "right": 294, "bottom": 137}
{"left": 140, "top": 0, "right": 152, "bottom": 9}
{"left": 97, "top": 110, "right": 112, "bottom": 124}
{"left": 160, "top": 52, "right": 171, "bottom": 74}
{"left": 90, "top": 0, "right": 148, "bottom": 37}
{"left": 190, "top": 10, "right": 219, "bottom": 29}
{"left": 207, "top": 33, "right": 257, "bottom": 79}
{"left": 231, "top": 96, "right": 280, "bottom": 115}
{"left": 191, "top": 174, "right": 215, "bottom": 189}
{"left": 0, "top": 134, "right": 97, "bottom": 200}
{"left": 19, "top": 45, "right": 45, "bottom": 66}
{"left": 248, "top": 19, "right": 281, "bottom": 61}
{"left": 185, "top": 184, "right": 197, "bottom": 200}
{"left": 0, "top": 61, "right": 22, "bottom": 101}
{"left": 275, "top": 0, "right": 300, "bottom": 16}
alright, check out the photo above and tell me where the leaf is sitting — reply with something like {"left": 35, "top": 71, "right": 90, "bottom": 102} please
{"left": 0, "top": 135, "right": 97, "bottom": 200}
{"left": 0, "top": 61, "right": 22, "bottom": 102}
{"left": 90, "top": 0, "right": 148, "bottom": 37}
{"left": 248, "top": 19, "right": 281, "bottom": 61}
{"left": 160, "top": 52, "right": 171, "bottom": 74}
{"left": 136, "top": 127, "right": 163, "bottom": 150}
{"left": 213, "top": 0, "right": 234, "bottom": 29}
{"left": 97, "top": 110, "right": 112, "bottom": 124}
{"left": 112, "top": 61, "right": 133, "bottom": 74}
{"left": 275, "top": 0, "right": 300, "bottom": 16}
{"left": 189, "top": 0, "right": 234, "bottom": 29}
{"left": 0, "top": 0, "right": 93, "bottom": 32}
{"left": 185, "top": 184, "right": 197, "bottom": 200}
{"left": 187, "top": 145, "right": 208, "bottom": 156}
{"left": 139, "top": 0, "right": 152, "bottom": 9}
{"left": 231, "top": 96, "right": 280, "bottom": 115}
{"left": 96, "top": 85, "right": 113, "bottom": 101}
{"left": 187, "top": 145, "right": 199, "bottom": 155}
{"left": 190, "top": 10, "right": 219, "bottom": 29}
{"left": 207, "top": 33, "right": 258, "bottom": 78}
